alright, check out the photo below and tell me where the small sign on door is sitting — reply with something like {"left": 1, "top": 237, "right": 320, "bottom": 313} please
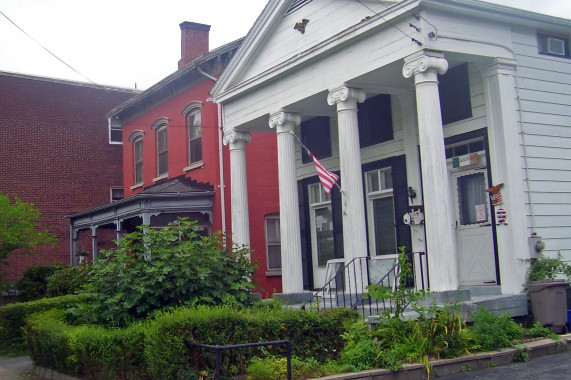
{"left": 475, "top": 204, "right": 487, "bottom": 222}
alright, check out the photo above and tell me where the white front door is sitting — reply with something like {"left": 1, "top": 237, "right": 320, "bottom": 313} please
{"left": 451, "top": 169, "right": 497, "bottom": 286}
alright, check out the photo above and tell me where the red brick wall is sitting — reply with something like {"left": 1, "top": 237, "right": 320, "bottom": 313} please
{"left": 0, "top": 73, "right": 137, "bottom": 283}
{"left": 122, "top": 78, "right": 282, "bottom": 297}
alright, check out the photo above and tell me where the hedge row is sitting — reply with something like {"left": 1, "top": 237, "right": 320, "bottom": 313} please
{"left": 0, "top": 294, "right": 83, "bottom": 353}
{"left": 25, "top": 304, "right": 360, "bottom": 380}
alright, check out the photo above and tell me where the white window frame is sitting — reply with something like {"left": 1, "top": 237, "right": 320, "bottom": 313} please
{"left": 182, "top": 101, "right": 203, "bottom": 171}
{"left": 109, "top": 186, "right": 124, "bottom": 202}
{"left": 308, "top": 183, "right": 334, "bottom": 268}
{"left": 265, "top": 214, "right": 281, "bottom": 275}
{"left": 128, "top": 130, "right": 145, "bottom": 188}
{"left": 151, "top": 117, "right": 169, "bottom": 180}
{"left": 365, "top": 168, "right": 397, "bottom": 257}
{"left": 108, "top": 117, "right": 123, "bottom": 145}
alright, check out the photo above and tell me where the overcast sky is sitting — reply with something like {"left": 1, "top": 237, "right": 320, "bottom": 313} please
{"left": 0, "top": 0, "right": 570, "bottom": 90}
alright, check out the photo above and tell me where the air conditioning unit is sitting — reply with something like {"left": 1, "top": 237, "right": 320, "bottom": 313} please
{"left": 547, "top": 37, "right": 566, "bottom": 56}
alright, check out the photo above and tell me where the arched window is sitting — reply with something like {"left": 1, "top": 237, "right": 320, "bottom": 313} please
{"left": 128, "top": 130, "right": 145, "bottom": 186}
{"left": 182, "top": 102, "right": 203, "bottom": 167}
{"left": 151, "top": 118, "right": 169, "bottom": 177}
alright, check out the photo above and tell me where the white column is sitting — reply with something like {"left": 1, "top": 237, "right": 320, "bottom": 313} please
{"left": 223, "top": 130, "right": 252, "bottom": 247}
{"left": 269, "top": 111, "right": 304, "bottom": 293}
{"left": 403, "top": 51, "right": 459, "bottom": 291}
{"left": 397, "top": 92, "right": 428, "bottom": 290}
{"left": 481, "top": 58, "right": 528, "bottom": 294}
{"left": 327, "top": 86, "right": 368, "bottom": 264}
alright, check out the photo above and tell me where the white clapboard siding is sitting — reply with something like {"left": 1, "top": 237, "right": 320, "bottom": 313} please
{"left": 512, "top": 26, "right": 571, "bottom": 257}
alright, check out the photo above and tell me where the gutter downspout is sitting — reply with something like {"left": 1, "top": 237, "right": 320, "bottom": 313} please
{"left": 199, "top": 66, "right": 226, "bottom": 235}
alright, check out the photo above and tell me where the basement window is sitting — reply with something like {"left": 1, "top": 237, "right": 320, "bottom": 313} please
{"left": 538, "top": 33, "right": 570, "bottom": 58}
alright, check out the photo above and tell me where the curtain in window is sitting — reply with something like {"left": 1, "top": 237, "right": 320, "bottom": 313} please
{"left": 457, "top": 173, "right": 487, "bottom": 225}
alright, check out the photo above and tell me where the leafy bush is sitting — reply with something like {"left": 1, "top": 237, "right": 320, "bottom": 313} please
{"left": 144, "top": 305, "right": 359, "bottom": 379}
{"left": 17, "top": 263, "right": 67, "bottom": 301}
{"left": 73, "top": 220, "right": 258, "bottom": 326}
{"left": 469, "top": 307, "right": 522, "bottom": 351}
{"left": 25, "top": 309, "right": 73, "bottom": 373}
{"left": 47, "top": 264, "right": 91, "bottom": 297}
{"left": 0, "top": 294, "right": 82, "bottom": 354}
{"left": 25, "top": 309, "right": 148, "bottom": 380}
{"left": 247, "top": 356, "right": 352, "bottom": 379}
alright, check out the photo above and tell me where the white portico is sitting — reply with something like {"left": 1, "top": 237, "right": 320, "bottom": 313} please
{"left": 213, "top": 0, "right": 571, "bottom": 297}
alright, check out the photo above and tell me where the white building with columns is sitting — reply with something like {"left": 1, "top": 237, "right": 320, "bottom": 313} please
{"left": 211, "top": 0, "right": 571, "bottom": 297}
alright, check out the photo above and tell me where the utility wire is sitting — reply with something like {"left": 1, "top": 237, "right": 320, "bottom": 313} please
{"left": 354, "top": 0, "right": 439, "bottom": 46}
{"left": 0, "top": 9, "right": 99, "bottom": 86}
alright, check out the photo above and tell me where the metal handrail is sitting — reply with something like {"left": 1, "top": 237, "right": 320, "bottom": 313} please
{"left": 302, "top": 252, "right": 427, "bottom": 317}
{"left": 185, "top": 340, "right": 292, "bottom": 380}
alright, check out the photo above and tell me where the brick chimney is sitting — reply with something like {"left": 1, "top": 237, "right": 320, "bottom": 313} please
{"left": 178, "top": 22, "right": 211, "bottom": 69}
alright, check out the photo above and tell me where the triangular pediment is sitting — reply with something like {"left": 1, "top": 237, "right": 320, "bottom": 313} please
{"left": 212, "top": 0, "right": 401, "bottom": 100}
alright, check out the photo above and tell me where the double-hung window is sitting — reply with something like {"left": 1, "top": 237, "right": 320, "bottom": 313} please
{"left": 151, "top": 118, "right": 169, "bottom": 180}
{"left": 265, "top": 214, "right": 281, "bottom": 274}
{"left": 129, "top": 130, "right": 145, "bottom": 187}
{"left": 182, "top": 101, "right": 203, "bottom": 169}
{"left": 365, "top": 168, "right": 396, "bottom": 257}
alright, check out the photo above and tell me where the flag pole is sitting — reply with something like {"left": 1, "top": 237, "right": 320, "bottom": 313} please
{"left": 289, "top": 131, "right": 342, "bottom": 192}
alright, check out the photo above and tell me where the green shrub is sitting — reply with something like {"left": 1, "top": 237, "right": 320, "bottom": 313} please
{"left": 47, "top": 264, "right": 91, "bottom": 297}
{"left": 469, "top": 307, "right": 522, "bottom": 351}
{"left": 25, "top": 309, "right": 73, "bottom": 373}
{"left": 145, "top": 305, "right": 359, "bottom": 379}
{"left": 16, "top": 263, "right": 67, "bottom": 301}
{"left": 25, "top": 309, "right": 148, "bottom": 380}
{"left": 74, "top": 220, "right": 258, "bottom": 327}
{"left": 247, "top": 356, "right": 352, "bottom": 379}
{"left": 0, "top": 294, "right": 82, "bottom": 354}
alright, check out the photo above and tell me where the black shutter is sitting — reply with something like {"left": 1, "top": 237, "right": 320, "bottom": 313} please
{"left": 391, "top": 156, "right": 412, "bottom": 252}
{"left": 300, "top": 117, "right": 331, "bottom": 163}
{"left": 357, "top": 94, "right": 393, "bottom": 148}
{"left": 298, "top": 179, "right": 312, "bottom": 290}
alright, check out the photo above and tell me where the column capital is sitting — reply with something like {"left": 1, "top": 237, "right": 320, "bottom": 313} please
{"left": 327, "top": 86, "right": 366, "bottom": 111}
{"left": 480, "top": 58, "right": 517, "bottom": 79}
{"left": 403, "top": 51, "right": 448, "bottom": 79}
{"left": 223, "top": 130, "right": 251, "bottom": 148}
{"left": 269, "top": 111, "right": 301, "bottom": 134}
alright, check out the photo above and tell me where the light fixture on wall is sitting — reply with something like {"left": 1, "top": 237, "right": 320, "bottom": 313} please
{"left": 408, "top": 186, "right": 417, "bottom": 204}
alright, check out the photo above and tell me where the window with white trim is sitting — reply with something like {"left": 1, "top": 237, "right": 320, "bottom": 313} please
{"left": 538, "top": 33, "right": 570, "bottom": 58}
{"left": 182, "top": 102, "right": 203, "bottom": 168}
{"left": 128, "top": 130, "right": 145, "bottom": 186}
{"left": 110, "top": 187, "right": 124, "bottom": 202}
{"left": 365, "top": 168, "right": 397, "bottom": 256}
{"left": 308, "top": 183, "right": 335, "bottom": 267}
{"left": 151, "top": 118, "right": 169, "bottom": 177}
{"left": 265, "top": 214, "right": 281, "bottom": 272}
{"left": 108, "top": 117, "right": 122, "bottom": 144}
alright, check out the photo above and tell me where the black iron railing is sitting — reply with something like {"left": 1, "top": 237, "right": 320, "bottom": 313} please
{"left": 185, "top": 340, "right": 292, "bottom": 380}
{"left": 302, "top": 252, "right": 428, "bottom": 317}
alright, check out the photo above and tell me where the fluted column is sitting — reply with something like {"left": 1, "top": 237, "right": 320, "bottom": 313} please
{"left": 327, "top": 86, "right": 368, "bottom": 267}
{"left": 223, "top": 130, "right": 252, "bottom": 247}
{"left": 481, "top": 58, "right": 528, "bottom": 294}
{"left": 269, "top": 111, "right": 303, "bottom": 293}
{"left": 403, "top": 51, "right": 459, "bottom": 291}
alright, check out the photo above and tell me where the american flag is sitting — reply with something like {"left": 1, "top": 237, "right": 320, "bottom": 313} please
{"left": 291, "top": 132, "right": 339, "bottom": 193}
{"left": 310, "top": 152, "right": 339, "bottom": 194}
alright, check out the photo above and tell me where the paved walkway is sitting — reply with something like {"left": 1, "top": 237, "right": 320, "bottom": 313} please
{"left": 0, "top": 356, "right": 32, "bottom": 380}
{"left": 440, "top": 350, "right": 571, "bottom": 379}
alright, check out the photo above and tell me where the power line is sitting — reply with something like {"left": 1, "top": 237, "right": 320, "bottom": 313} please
{"left": 0, "top": 9, "right": 99, "bottom": 86}
{"left": 354, "top": 0, "right": 439, "bottom": 46}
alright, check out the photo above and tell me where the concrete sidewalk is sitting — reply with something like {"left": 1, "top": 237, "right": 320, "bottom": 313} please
{"left": 0, "top": 356, "right": 32, "bottom": 380}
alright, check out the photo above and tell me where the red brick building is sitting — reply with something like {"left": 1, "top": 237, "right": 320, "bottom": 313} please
{"left": 68, "top": 23, "right": 282, "bottom": 297}
{"left": 0, "top": 71, "right": 138, "bottom": 283}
